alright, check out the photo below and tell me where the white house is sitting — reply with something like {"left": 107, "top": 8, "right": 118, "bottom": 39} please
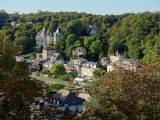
{"left": 89, "top": 25, "right": 99, "bottom": 36}
{"left": 81, "top": 62, "right": 101, "bottom": 77}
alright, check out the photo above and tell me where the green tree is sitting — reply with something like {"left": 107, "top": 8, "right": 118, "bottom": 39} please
{"left": 74, "top": 40, "right": 82, "bottom": 47}
{"left": 84, "top": 37, "right": 95, "bottom": 50}
{"left": 141, "top": 35, "right": 160, "bottom": 64}
{"left": 93, "top": 69, "right": 106, "bottom": 78}
{"left": 50, "top": 64, "right": 66, "bottom": 75}
{"left": 89, "top": 40, "right": 102, "bottom": 56}
{"left": 33, "top": 22, "right": 43, "bottom": 32}
{"left": 55, "top": 36, "right": 66, "bottom": 53}
{"left": 65, "top": 34, "right": 76, "bottom": 49}
{"left": 67, "top": 20, "right": 83, "bottom": 36}
{"left": 14, "top": 37, "right": 35, "bottom": 54}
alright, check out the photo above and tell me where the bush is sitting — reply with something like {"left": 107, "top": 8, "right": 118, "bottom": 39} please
{"left": 66, "top": 87, "right": 82, "bottom": 93}
{"left": 23, "top": 54, "right": 30, "bottom": 59}
{"left": 52, "top": 74, "right": 59, "bottom": 79}
{"left": 35, "top": 70, "right": 40, "bottom": 76}
{"left": 49, "top": 84, "right": 66, "bottom": 93}
{"left": 61, "top": 74, "right": 73, "bottom": 81}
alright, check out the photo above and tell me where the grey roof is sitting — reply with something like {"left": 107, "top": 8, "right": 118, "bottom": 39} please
{"left": 51, "top": 53, "right": 64, "bottom": 60}
{"left": 67, "top": 62, "right": 75, "bottom": 68}
{"left": 53, "top": 89, "right": 84, "bottom": 105}
{"left": 53, "top": 89, "right": 70, "bottom": 101}
{"left": 73, "top": 58, "right": 88, "bottom": 64}
{"left": 52, "top": 53, "right": 60, "bottom": 57}
{"left": 86, "top": 62, "right": 97, "bottom": 65}
{"left": 54, "top": 60, "right": 64, "bottom": 64}
{"left": 39, "top": 59, "right": 49, "bottom": 64}
{"left": 44, "top": 60, "right": 64, "bottom": 65}
{"left": 47, "top": 60, "right": 55, "bottom": 64}
{"left": 56, "top": 24, "right": 63, "bottom": 34}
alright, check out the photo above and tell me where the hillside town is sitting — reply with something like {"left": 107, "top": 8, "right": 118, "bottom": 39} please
{"left": 0, "top": 7, "right": 160, "bottom": 119}
{"left": 14, "top": 24, "right": 142, "bottom": 117}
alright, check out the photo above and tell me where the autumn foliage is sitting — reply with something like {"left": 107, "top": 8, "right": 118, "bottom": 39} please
{"left": 83, "top": 63, "right": 160, "bottom": 120}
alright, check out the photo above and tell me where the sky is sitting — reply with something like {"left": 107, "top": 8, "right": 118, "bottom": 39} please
{"left": 0, "top": 0, "right": 160, "bottom": 15}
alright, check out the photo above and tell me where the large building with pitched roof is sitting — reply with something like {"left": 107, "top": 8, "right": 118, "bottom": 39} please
{"left": 51, "top": 89, "right": 85, "bottom": 113}
{"left": 35, "top": 23, "right": 63, "bottom": 46}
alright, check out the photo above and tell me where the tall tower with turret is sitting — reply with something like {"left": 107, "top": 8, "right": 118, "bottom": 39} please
{"left": 53, "top": 23, "right": 63, "bottom": 44}
{"left": 35, "top": 23, "right": 64, "bottom": 47}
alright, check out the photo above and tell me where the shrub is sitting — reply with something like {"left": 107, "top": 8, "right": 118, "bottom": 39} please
{"left": 23, "top": 54, "right": 30, "bottom": 59}
{"left": 35, "top": 70, "right": 40, "bottom": 76}
{"left": 61, "top": 74, "right": 73, "bottom": 81}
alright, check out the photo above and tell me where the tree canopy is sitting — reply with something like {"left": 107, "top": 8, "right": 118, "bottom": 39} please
{"left": 0, "top": 10, "right": 159, "bottom": 63}
{"left": 83, "top": 63, "right": 160, "bottom": 120}
{"left": 50, "top": 64, "right": 66, "bottom": 75}
{"left": 0, "top": 31, "right": 73, "bottom": 120}
{"left": 0, "top": 31, "right": 46, "bottom": 119}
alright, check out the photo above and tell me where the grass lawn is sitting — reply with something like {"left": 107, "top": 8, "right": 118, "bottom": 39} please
{"left": 31, "top": 74, "right": 69, "bottom": 85}
{"left": 31, "top": 74, "right": 82, "bottom": 93}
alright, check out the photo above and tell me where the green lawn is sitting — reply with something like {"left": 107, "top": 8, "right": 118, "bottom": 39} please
{"left": 31, "top": 74, "right": 82, "bottom": 93}
{"left": 31, "top": 74, "right": 69, "bottom": 85}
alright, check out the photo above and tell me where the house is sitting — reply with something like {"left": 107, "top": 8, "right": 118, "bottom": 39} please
{"left": 41, "top": 53, "right": 64, "bottom": 70}
{"left": 81, "top": 62, "right": 102, "bottom": 77}
{"left": 36, "top": 45, "right": 64, "bottom": 61}
{"left": 43, "top": 60, "right": 64, "bottom": 70}
{"left": 51, "top": 89, "right": 85, "bottom": 113}
{"left": 89, "top": 29, "right": 97, "bottom": 35}
{"left": 64, "top": 62, "right": 77, "bottom": 76}
{"left": 35, "top": 23, "right": 63, "bottom": 46}
{"left": 30, "top": 59, "right": 49, "bottom": 70}
{"left": 65, "top": 58, "right": 88, "bottom": 77}
{"left": 72, "top": 47, "right": 87, "bottom": 57}
{"left": 107, "top": 51, "right": 141, "bottom": 72}
{"left": 76, "top": 86, "right": 91, "bottom": 101}
{"left": 89, "top": 25, "right": 99, "bottom": 36}
{"left": 107, "top": 59, "right": 141, "bottom": 72}
{"left": 50, "top": 53, "right": 64, "bottom": 61}
{"left": 72, "top": 58, "right": 88, "bottom": 65}
{"left": 36, "top": 46, "right": 55, "bottom": 60}
{"left": 11, "top": 21, "right": 17, "bottom": 27}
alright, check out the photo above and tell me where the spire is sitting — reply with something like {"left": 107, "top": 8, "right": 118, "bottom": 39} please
{"left": 56, "top": 22, "right": 63, "bottom": 34}
{"left": 58, "top": 22, "right": 60, "bottom": 27}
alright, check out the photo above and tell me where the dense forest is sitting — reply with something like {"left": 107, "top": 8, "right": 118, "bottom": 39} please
{"left": 0, "top": 9, "right": 159, "bottom": 63}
